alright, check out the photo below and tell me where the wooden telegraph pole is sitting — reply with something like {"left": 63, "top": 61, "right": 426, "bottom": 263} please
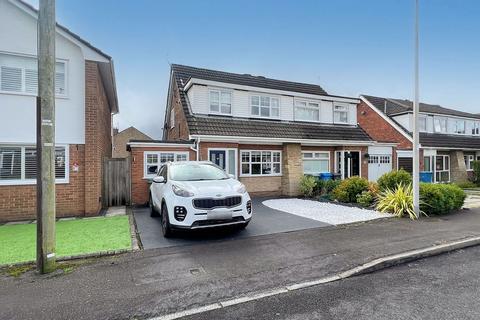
{"left": 37, "top": 0, "right": 56, "bottom": 274}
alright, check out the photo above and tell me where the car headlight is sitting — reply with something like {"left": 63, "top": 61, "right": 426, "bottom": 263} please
{"left": 235, "top": 184, "right": 247, "bottom": 194}
{"left": 172, "top": 184, "right": 194, "bottom": 197}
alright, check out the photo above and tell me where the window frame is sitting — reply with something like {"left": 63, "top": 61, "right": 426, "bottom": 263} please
{"left": 250, "top": 94, "right": 281, "bottom": 119}
{"left": 294, "top": 99, "right": 321, "bottom": 123}
{"left": 0, "top": 144, "right": 69, "bottom": 185}
{"left": 435, "top": 155, "right": 450, "bottom": 183}
{"left": 209, "top": 88, "right": 232, "bottom": 115}
{"left": 143, "top": 151, "right": 189, "bottom": 178}
{"left": 333, "top": 104, "right": 349, "bottom": 124}
{"left": 0, "top": 52, "right": 68, "bottom": 98}
{"left": 302, "top": 151, "right": 330, "bottom": 175}
{"left": 240, "top": 150, "right": 282, "bottom": 177}
{"left": 434, "top": 116, "right": 448, "bottom": 133}
{"left": 465, "top": 155, "right": 475, "bottom": 171}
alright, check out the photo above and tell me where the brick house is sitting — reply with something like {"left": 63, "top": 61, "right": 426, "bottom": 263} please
{"left": 113, "top": 127, "right": 152, "bottom": 158}
{"left": 0, "top": 0, "right": 119, "bottom": 221}
{"left": 359, "top": 95, "right": 480, "bottom": 183}
{"left": 128, "top": 64, "right": 397, "bottom": 205}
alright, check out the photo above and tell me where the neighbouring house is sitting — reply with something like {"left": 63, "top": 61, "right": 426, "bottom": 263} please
{"left": 113, "top": 127, "right": 152, "bottom": 158}
{"left": 127, "top": 64, "right": 396, "bottom": 205}
{"left": 0, "top": 0, "right": 118, "bottom": 221}
{"left": 359, "top": 95, "right": 480, "bottom": 183}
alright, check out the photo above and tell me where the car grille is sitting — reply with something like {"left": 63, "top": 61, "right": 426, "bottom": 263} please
{"left": 193, "top": 196, "right": 242, "bottom": 210}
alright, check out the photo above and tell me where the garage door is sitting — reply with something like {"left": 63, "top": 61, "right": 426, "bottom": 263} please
{"left": 398, "top": 157, "right": 413, "bottom": 174}
{"left": 368, "top": 154, "right": 392, "bottom": 181}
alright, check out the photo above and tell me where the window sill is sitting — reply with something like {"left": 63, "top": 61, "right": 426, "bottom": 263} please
{"left": 0, "top": 179, "right": 69, "bottom": 186}
{"left": 0, "top": 90, "right": 69, "bottom": 100}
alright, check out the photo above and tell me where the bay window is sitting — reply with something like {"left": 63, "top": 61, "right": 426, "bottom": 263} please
{"left": 333, "top": 105, "right": 348, "bottom": 123}
{"left": 295, "top": 100, "right": 320, "bottom": 122}
{"left": 303, "top": 152, "right": 330, "bottom": 175}
{"left": 250, "top": 95, "right": 280, "bottom": 118}
{"left": 209, "top": 89, "right": 232, "bottom": 114}
{"left": 144, "top": 152, "right": 188, "bottom": 177}
{"left": 241, "top": 150, "right": 281, "bottom": 176}
{"left": 0, "top": 145, "right": 67, "bottom": 184}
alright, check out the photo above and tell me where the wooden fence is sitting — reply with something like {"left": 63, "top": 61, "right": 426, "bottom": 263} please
{"left": 102, "top": 158, "right": 131, "bottom": 207}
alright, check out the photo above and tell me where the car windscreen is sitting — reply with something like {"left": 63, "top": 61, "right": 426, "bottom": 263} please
{"left": 169, "top": 163, "right": 229, "bottom": 181}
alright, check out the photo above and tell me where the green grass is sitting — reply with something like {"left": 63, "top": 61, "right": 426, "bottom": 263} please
{"left": 0, "top": 216, "right": 131, "bottom": 265}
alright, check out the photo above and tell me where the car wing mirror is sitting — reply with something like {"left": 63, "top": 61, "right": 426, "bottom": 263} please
{"left": 152, "top": 176, "right": 165, "bottom": 184}
{"left": 228, "top": 174, "right": 236, "bottom": 179}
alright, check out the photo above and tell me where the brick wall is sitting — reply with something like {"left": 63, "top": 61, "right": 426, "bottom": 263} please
{"left": 166, "top": 81, "right": 190, "bottom": 140}
{"left": 113, "top": 127, "right": 151, "bottom": 158}
{"left": 357, "top": 100, "right": 412, "bottom": 150}
{"left": 84, "top": 60, "right": 112, "bottom": 215}
{"left": 0, "top": 145, "right": 85, "bottom": 222}
{"left": 130, "top": 147, "right": 196, "bottom": 205}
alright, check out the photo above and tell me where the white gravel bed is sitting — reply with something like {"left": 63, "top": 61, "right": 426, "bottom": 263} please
{"left": 263, "top": 198, "right": 392, "bottom": 225}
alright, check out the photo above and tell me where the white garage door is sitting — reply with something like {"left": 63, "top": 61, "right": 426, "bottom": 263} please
{"left": 368, "top": 154, "right": 392, "bottom": 181}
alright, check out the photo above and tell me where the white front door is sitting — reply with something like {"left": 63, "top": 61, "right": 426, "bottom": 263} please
{"left": 368, "top": 154, "right": 392, "bottom": 181}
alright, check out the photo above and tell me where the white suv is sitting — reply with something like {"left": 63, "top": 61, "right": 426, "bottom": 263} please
{"left": 149, "top": 161, "right": 252, "bottom": 237}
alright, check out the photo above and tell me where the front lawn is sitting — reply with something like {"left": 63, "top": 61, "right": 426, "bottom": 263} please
{"left": 0, "top": 215, "right": 131, "bottom": 265}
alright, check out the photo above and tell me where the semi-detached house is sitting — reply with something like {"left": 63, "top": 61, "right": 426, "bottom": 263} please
{"left": 128, "top": 65, "right": 396, "bottom": 204}
{"left": 0, "top": 0, "right": 118, "bottom": 221}
{"left": 359, "top": 95, "right": 480, "bottom": 183}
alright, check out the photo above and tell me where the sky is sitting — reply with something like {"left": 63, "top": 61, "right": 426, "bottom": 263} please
{"left": 27, "top": 0, "right": 480, "bottom": 139}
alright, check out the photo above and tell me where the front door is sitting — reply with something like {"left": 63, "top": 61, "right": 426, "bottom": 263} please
{"left": 336, "top": 151, "right": 361, "bottom": 179}
{"left": 209, "top": 149, "right": 237, "bottom": 178}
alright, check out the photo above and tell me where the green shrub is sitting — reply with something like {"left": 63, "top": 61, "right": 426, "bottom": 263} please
{"left": 357, "top": 191, "right": 375, "bottom": 207}
{"left": 376, "top": 183, "right": 421, "bottom": 220}
{"left": 456, "top": 181, "right": 478, "bottom": 189}
{"left": 377, "top": 170, "right": 412, "bottom": 191}
{"left": 332, "top": 176, "right": 369, "bottom": 203}
{"left": 472, "top": 161, "right": 480, "bottom": 185}
{"left": 420, "top": 183, "right": 466, "bottom": 215}
{"left": 299, "top": 175, "right": 317, "bottom": 198}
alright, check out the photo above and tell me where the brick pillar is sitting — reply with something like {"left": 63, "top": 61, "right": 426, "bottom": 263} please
{"left": 450, "top": 150, "right": 468, "bottom": 183}
{"left": 282, "top": 143, "right": 303, "bottom": 196}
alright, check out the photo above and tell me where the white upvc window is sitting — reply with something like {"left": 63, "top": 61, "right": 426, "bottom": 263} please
{"left": 473, "top": 121, "right": 480, "bottom": 136}
{"left": 419, "top": 115, "right": 427, "bottom": 132}
{"left": 240, "top": 150, "right": 281, "bottom": 176}
{"left": 465, "top": 155, "right": 475, "bottom": 171}
{"left": 295, "top": 100, "right": 320, "bottom": 122}
{"left": 302, "top": 152, "right": 330, "bottom": 175}
{"left": 434, "top": 116, "right": 447, "bottom": 133}
{"left": 209, "top": 89, "right": 232, "bottom": 114}
{"left": 333, "top": 105, "right": 348, "bottom": 124}
{"left": 0, "top": 53, "right": 67, "bottom": 96}
{"left": 144, "top": 151, "right": 188, "bottom": 178}
{"left": 0, "top": 145, "right": 68, "bottom": 185}
{"left": 435, "top": 155, "right": 450, "bottom": 183}
{"left": 454, "top": 119, "right": 466, "bottom": 134}
{"left": 250, "top": 95, "right": 280, "bottom": 118}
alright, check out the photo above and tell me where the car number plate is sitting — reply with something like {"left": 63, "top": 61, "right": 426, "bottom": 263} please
{"left": 207, "top": 210, "right": 232, "bottom": 220}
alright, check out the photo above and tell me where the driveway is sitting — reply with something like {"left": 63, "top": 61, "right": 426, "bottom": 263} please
{"left": 133, "top": 197, "right": 330, "bottom": 249}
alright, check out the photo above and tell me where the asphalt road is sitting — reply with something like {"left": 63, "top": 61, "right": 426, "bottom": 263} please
{"left": 183, "top": 246, "right": 480, "bottom": 320}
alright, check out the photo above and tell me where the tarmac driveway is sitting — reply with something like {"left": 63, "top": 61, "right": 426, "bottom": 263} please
{"left": 133, "top": 197, "right": 330, "bottom": 249}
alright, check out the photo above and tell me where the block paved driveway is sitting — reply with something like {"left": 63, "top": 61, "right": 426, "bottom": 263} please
{"left": 133, "top": 197, "right": 330, "bottom": 249}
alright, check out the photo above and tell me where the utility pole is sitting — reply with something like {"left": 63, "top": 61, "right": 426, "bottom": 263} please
{"left": 413, "top": 0, "right": 420, "bottom": 218}
{"left": 37, "top": 0, "right": 56, "bottom": 274}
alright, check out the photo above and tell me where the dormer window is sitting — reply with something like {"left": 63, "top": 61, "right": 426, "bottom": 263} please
{"left": 474, "top": 122, "right": 480, "bottom": 135}
{"left": 295, "top": 100, "right": 320, "bottom": 122}
{"left": 419, "top": 115, "right": 427, "bottom": 132}
{"left": 454, "top": 119, "right": 466, "bottom": 134}
{"left": 434, "top": 116, "right": 447, "bottom": 133}
{"left": 333, "top": 105, "right": 348, "bottom": 124}
{"left": 209, "top": 89, "right": 232, "bottom": 114}
{"left": 250, "top": 95, "right": 280, "bottom": 118}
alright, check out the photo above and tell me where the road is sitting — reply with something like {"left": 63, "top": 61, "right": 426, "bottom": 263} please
{"left": 183, "top": 246, "right": 480, "bottom": 320}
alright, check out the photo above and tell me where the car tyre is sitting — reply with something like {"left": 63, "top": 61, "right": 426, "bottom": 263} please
{"left": 149, "top": 194, "right": 159, "bottom": 217}
{"left": 161, "top": 202, "right": 173, "bottom": 238}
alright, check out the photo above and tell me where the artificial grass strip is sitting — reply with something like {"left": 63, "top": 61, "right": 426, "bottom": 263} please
{"left": 0, "top": 215, "right": 131, "bottom": 265}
